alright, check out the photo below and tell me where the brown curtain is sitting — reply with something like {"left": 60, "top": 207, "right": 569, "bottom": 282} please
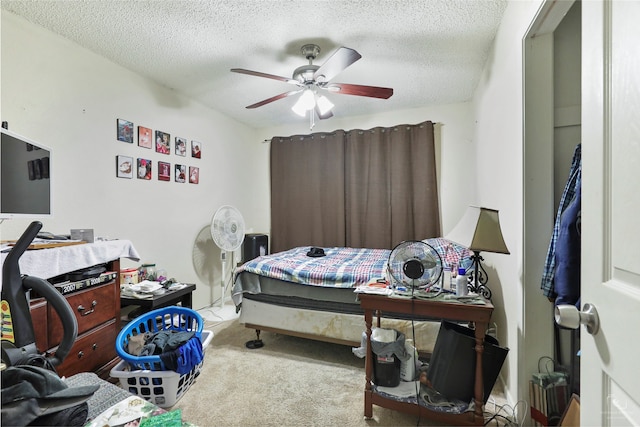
{"left": 270, "top": 131, "right": 346, "bottom": 253}
{"left": 345, "top": 121, "right": 440, "bottom": 248}
{"left": 270, "top": 121, "right": 439, "bottom": 253}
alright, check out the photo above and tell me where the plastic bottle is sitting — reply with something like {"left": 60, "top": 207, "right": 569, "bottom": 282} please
{"left": 450, "top": 262, "right": 458, "bottom": 292}
{"left": 400, "top": 339, "right": 418, "bottom": 381}
{"left": 442, "top": 267, "right": 451, "bottom": 291}
{"left": 456, "top": 267, "right": 468, "bottom": 297}
{"left": 139, "top": 263, "right": 157, "bottom": 281}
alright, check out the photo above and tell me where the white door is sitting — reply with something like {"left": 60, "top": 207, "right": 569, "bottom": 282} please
{"left": 581, "top": 0, "right": 640, "bottom": 425}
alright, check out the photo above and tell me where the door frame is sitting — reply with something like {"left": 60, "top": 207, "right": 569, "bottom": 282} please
{"left": 522, "top": 0, "right": 576, "bottom": 423}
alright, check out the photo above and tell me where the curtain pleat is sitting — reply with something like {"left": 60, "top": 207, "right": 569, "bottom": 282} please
{"left": 270, "top": 131, "right": 346, "bottom": 253}
{"left": 345, "top": 121, "right": 440, "bottom": 248}
{"left": 344, "top": 128, "right": 391, "bottom": 248}
{"left": 270, "top": 121, "right": 439, "bottom": 252}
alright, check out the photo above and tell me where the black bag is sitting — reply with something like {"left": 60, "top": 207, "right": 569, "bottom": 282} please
{"left": 427, "top": 321, "right": 508, "bottom": 403}
{"left": 1, "top": 365, "right": 98, "bottom": 427}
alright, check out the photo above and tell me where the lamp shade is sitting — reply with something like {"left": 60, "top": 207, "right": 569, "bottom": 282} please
{"left": 316, "top": 95, "right": 334, "bottom": 115}
{"left": 446, "top": 206, "right": 510, "bottom": 254}
{"left": 291, "top": 89, "right": 316, "bottom": 117}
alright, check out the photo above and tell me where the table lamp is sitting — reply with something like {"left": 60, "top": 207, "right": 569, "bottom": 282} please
{"left": 446, "top": 206, "right": 510, "bottom": 299}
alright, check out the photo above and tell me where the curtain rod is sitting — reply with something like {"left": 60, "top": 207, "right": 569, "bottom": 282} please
{"left": 262, "top": 120, "right": 435, "bottom": 143}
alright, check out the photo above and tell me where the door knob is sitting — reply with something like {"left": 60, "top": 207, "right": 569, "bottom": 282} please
{"left": 555, "top": 303, "right": 600, "bottom": 335}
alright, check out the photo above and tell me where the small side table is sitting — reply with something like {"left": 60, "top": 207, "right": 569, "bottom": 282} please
{"left": 359, "top": 293, "right": 494, "bottom": 426}
{"left": 120, "top": 283, "right": 196, "bottom": 314}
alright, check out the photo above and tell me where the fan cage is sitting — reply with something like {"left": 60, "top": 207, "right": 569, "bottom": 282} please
{"left": 211, "top": 205, "right": 245, "bottom": 252}
{"left": 387, "top": 240, "right": 443, "bottom": 289}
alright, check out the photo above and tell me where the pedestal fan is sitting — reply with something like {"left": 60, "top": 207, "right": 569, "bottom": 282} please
{"left": 210, "top": 205, "right": 245, "bottom": 308}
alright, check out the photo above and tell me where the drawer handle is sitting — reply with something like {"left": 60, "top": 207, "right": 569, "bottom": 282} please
{"left": 77, "top": 300, "right": 97, "bottom": 316}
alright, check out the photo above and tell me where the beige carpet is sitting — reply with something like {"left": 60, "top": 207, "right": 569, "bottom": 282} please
{"left": 172, "top": 319, "right": 508, "bottom": 427}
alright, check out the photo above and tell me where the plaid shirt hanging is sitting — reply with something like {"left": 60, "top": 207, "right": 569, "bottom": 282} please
{"left": 540, "top": 144, "right": 581, "bottom": 298}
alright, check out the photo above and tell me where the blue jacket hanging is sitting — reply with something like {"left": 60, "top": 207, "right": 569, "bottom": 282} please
{"left": 554, "top": 176, "right": 581, "bottom": 307}
{"left": 541, "top": 144, "right": 581, "bottom": 298}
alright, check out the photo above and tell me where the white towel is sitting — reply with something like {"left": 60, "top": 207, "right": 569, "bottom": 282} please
{"left": 0, "top": 240, "right": 140, "bottom": 289}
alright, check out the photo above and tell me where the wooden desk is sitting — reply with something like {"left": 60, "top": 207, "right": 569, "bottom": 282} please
{"left": 359, "top": 293, "right": 494, "bottom": 426}
{"left": 120, "top": 284, "right": 196, "bottom": 312}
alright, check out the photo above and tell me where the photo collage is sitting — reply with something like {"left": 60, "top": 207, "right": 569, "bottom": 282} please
{"left": 116, "top": 118, "right": 200, "bottom": 184}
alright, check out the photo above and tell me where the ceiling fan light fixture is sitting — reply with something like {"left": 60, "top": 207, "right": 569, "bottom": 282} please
{"left": 291, "top": 99, "right": 308, "bottom": 117}
{"left": 299, "top": 89, "right": 316, "bottom": 109}
{"left": 232, "top": 44, "right": 393, "bottom": 123}
{"left": 316, "top": 95, "right": 334, "bottom": 115}
{"left": 291, "top": 101, "right": 307, "bottom": 117}
{"left": 291, "top": 88, "right": 316, "bottom": 117}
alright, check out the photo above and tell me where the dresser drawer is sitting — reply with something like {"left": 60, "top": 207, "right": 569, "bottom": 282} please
{"left": 48, "top": 282, "right": 117, "bottom": 346}
{"left": 54, "top": 320, "right": 118, "bottom": 378}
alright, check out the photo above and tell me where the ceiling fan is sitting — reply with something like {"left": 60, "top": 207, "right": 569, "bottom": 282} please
{"left": 231, "top": 44, "right": 393, "bottom": 128}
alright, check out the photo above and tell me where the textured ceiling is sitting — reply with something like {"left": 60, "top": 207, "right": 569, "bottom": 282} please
{"left": 1, "top": 0, "right": 508, "bottom": 130}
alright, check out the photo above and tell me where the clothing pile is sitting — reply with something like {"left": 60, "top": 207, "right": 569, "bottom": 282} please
{"left": 1, "top": 365, "right": 99, "bottom": 426}
{"left": 125, "top": 330, "right": 204, "bottom": 374}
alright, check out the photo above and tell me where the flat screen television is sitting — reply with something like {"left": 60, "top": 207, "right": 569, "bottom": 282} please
{"left": 0, "top": 127, "right": 52, "bottom": 219}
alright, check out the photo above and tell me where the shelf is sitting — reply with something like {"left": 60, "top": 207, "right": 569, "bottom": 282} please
{"left": 359, "top": 293, "right": 494, "bottom": 426}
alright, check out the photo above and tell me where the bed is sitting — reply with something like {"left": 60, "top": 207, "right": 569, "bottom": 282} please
{"left": 231, "top": 238, "right": 472, "bottom": 351}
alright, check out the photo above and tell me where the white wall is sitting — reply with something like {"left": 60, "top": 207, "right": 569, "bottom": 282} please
{"left": 0, "top": 12, "right": 270, "bottom": 309}
{"left": 471, "top": 0, "right": 548, "bottom": 411}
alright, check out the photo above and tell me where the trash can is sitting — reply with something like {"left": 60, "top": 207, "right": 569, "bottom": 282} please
{"left": 370, "top": 328, "right": 407, "bottom": 387}
{"left": 427, "top": 321, "right": 508, "bottom": 403}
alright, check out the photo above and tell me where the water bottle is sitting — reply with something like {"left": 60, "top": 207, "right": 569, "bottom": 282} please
{"left": 456, "top": 267, "right": 468, "bottom": 297}
{"left": 400, "top": 339, "right": 418, "bottom": 381}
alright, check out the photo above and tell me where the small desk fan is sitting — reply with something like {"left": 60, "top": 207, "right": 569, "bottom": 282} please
{"left": 210, "top": 205, "right": 245, "bottom": 308}
{"left": 387, "top": 240, "right": 443, "bottom": 292}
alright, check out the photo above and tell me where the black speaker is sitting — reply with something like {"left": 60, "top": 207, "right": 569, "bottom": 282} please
{"left": 242, "top": 234, "right": 268, "bottom": 263}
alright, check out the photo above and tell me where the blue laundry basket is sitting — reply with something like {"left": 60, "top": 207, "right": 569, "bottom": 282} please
{"left": 116, "top": 306, "right": 204, "bottom": 371}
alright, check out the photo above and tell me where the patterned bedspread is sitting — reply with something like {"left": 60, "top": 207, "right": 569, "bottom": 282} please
{"left": 233, "top": 238, "right": 472, "bottom": 289}
{"left": 235, "top": 246, "right": 389, "bottom": 288}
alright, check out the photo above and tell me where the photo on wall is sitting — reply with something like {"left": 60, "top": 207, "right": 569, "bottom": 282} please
{"left": 175, "top": 137, "right": 187, "bottom": 156}
{"left": 137, "top": 158, "right": 152, "bottom": 180}
{"left": 158, "top": 161, "right": 171, "bottom": 181}
{"left": 155, "top": 130, "right": 170, "bottom": 154}
{"left": 175, "top": 164, "right": 186, "bottom": 183}
{"left": 191, "top": 140, "right": 201, "bottom": 158}
{"left": 117, "top": 119, "right": 134, "bottom": 143}
{"left": 138, "top": 126, "right": 153, "bottom": 149}
{"left": 189, "top": 166, "right": 199, "bottom": 184}
{"left": 116, "top": 155, "right": 133, "bottom": 179}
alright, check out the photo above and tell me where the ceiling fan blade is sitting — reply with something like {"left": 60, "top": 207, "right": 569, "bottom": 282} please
{"left": 325, "top": 83, "right": 393, "bottom": 99}
{"left": 313, "top": 47, "right": 362, "bottom": 82}
{"left": 245, "top": 90, "right": 301, "bottom": 109}
{"left": 315, "top": 105, "right": 333, "bottom": 120}
{"left": 231, "top": 68, "right": 300, "bottom": 86}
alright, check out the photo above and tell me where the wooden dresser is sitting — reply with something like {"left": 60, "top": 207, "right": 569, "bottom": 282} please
{"left": 30, "top": 258, "right": 121, "bottom": 379}
{"left": 0, "top": 239, "right": 140, "bottom": 380}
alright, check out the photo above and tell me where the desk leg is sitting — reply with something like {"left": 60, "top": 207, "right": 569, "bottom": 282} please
{"left": 473, "top": 323, "right": 487, "bottom": 420}
{"left": 182, "top": 292, "right": 193, "bottom": 309}
{"left": 364, "top": 308, "right": 373, "bottom": 419}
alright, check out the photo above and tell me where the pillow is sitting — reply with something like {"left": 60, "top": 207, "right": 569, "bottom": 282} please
{"left": 422, "top": 237, "right": 473, "bottom": 272}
